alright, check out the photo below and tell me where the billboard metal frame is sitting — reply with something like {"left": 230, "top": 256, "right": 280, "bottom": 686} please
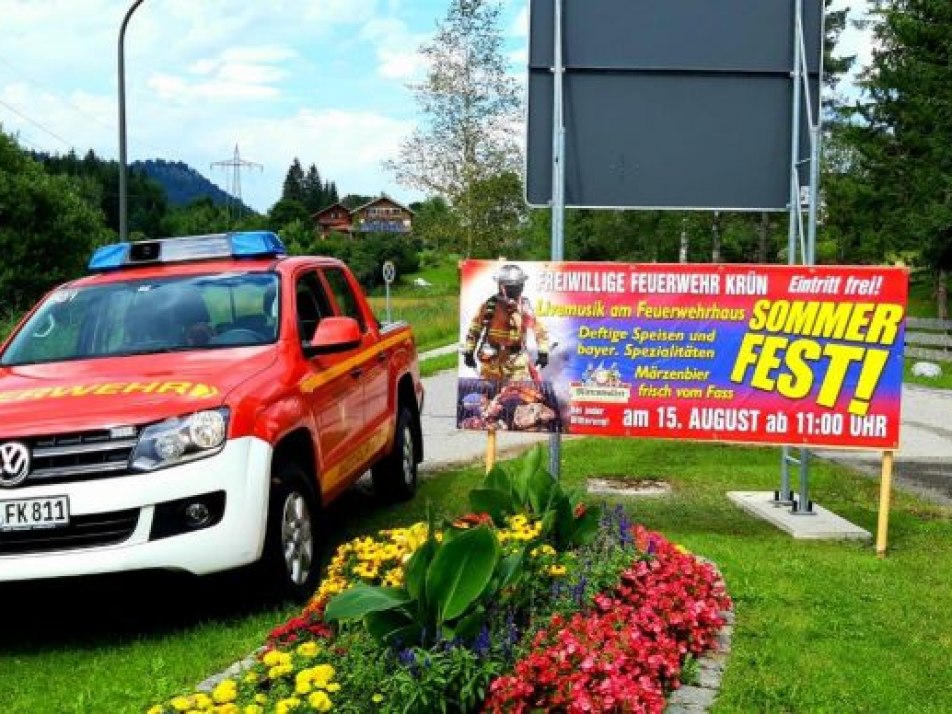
{"left": 537, "top": 1, "right": 827, "bottom": 507}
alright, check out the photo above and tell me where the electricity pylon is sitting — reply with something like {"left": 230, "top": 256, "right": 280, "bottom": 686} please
{"left": 211, "top": 144, "right": 262, "bottom": 225}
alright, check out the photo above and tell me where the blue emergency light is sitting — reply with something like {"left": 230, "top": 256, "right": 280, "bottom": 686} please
{"left": 88, "top": 231, "right": 287, "bottom": 271}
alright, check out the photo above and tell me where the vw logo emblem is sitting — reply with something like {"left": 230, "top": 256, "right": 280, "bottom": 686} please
{"left": 0, "top": 442, "right": 31, "bottom": 487}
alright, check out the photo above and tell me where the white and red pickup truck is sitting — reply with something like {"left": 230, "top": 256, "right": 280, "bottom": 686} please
{"left": 0, "top": 231, "right": 424, "bottom": 599}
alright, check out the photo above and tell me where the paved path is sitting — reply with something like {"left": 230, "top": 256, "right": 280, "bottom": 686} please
{"left": 812, "top": 384, "right": 952, "bottom": 506}
{"left": 419, "top": 350, "right": 952, "bottom": 505}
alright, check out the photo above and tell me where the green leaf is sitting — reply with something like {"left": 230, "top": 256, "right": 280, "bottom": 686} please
{"left": 527, "top": 466, "right": 555, "bottom": 515}
{"left": 425, "top": 525, "right": 499, "bottom": 623}
{"left": 484, "top": 465, "right": 511, "bottom": 494}
{"left": 469, "top": 487, "right": 514, "bottom": 523}
{"left": 450, "top": 606, "right": 487, "bottom": 640}
{"left": 323, "top": 585, "right": 409, "bottom": 623}
{"left": 496, "top": 547, "right": 526, "bottom": 591}
{"left": 364, "top": 609, "right": 422, "bottom": 646}
{"left": 513, "top": 446, "right": 543, "bottom": 505}
{"left": 571, "top": 506, "right": 601, "bottom": 546}
{"left": 404, "top": 536, "right": 437, "bottom": 603}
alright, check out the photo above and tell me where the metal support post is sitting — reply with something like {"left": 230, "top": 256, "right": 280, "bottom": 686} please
{"left": 777, "top": 0, "right": 804, "bottom": 507}
{"left": 118, "top": 0, "right": 146, "bottom": 243}
{"left": 548, "top": 0, "right": 566, "bottom": 480}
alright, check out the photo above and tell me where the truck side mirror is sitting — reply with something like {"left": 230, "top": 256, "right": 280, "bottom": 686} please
{"left": 303, "top": 317, "right": 361, "bottom": 358}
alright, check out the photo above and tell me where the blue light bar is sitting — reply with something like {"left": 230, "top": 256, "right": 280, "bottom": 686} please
{"left": 87, "top": 232, "right": 287, "bottom": 271}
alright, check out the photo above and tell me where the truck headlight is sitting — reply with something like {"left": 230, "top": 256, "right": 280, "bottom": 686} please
{"left": 131, "top": 408, "right": 229, "bottom": 472}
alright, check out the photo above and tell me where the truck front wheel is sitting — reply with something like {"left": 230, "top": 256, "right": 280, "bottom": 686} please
{"left": 372, "top": 406, "right": 418, "bottom": 502}
{"left": 262, "top": 462, "right": 321, "bottom": 602}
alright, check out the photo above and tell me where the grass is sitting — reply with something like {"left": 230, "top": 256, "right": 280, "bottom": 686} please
{"left": 369, "top": 256, "right": 461, "bottom": 352}
{"left": 2, "top": 438, "right": 951, "bottom": 712}
{"left": 419, "top": 350, "right": 457, "bottom": 377}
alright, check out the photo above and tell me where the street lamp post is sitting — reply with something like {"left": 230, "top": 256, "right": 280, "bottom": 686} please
{"left": 118, "top": 0, "right": 146, "bottom": 242}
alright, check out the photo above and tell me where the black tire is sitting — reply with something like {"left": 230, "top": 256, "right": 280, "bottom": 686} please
{"left": 260, "top": 462, "right": 321, "bottom": 602}
{"left": 372, "top": 406, "right": 419, "bottom": 502}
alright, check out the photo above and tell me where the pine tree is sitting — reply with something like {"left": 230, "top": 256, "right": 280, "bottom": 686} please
{"left": 282, "top": 158, "right": 306, "bottom": 204}
{"left": 302, "top": 163, "right": 324, "bottom": 213}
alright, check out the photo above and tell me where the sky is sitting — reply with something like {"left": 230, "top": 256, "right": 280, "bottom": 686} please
{"left": 0, "top": 1, "right": 871, "bottom": 216}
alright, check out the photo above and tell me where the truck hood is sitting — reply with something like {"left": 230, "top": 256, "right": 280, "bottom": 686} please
{"left": 0, "top": 348, "right": 277, "bottom": 437}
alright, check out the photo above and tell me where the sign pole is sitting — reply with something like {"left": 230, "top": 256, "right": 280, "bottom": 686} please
{"left": 382, "top": 260, "right": 396, "bottom": 324}
{"left": 486, "top": 429, "right": 497, "bottom": 473}
{"left": 548, "top": 0, "right": 566, "bottom": 480}
{"left": 876, "top": 450, "right": 895, "bottom": 558}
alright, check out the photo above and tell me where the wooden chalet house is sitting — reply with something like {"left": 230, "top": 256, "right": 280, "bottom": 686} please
{"left": 312, "top": 202, "right": 353, "bottom": 238}
{"left": 312, "top": 196, "right": 414, "bottom": 239}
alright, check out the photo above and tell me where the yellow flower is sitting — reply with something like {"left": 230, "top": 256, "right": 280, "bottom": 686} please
{"left": 215, "top": 705, "right": 239, "bottom": 714}
{"left": 243, "top": 706, "right": 264, "bottom": 714}
{"left": 269, "top": 663, "right": 294, "bottom": 679}
{"left": 170, "top": 696, "right": 193, "bottom": 712}
{"left": 147, "top": 706, "right": 165, "bottom": 714}
{"left": 308, "top": 691, "right": 333, "bottom": 712}
{"left": 193, "top": 693, "right": 213, "bottom": 709}
{"left": 254, "top": 694, "right": 269, "bottom": 705}
{"left": 326, "top": 682, "right": 341, "bottom": 693}
{"left": 275, "top": 697, "right": 302, "bottom": 714}
{"left": 548, "top": 564, "right": 567, "bottom": 577}
{"left": 296, "top": 642, "right": 320, "bottom": 658}
{"left": 212, "top": 680, "right": 237, "bottom": 704}
{"left": 372, "top": 693, "right": 385, "bottom": 704}
{"left": 262, "top": 650, "right": 290, "bottom": 667}
{"left": 295, "top": 680, "right": 312, "bottom": 695}
{"left": 243, "top": 672, "right": 258, "bottom": 684}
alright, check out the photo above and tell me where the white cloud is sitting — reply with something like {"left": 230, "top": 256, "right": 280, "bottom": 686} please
{"left": 360, "top": 18, "right": 429, "bottom": 81}
{"left": 510, "top": 6, "right": 529, "bottom": 39}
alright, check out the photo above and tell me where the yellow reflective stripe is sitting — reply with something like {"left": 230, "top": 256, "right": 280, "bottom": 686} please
{"left": 299, "top": 332, "right": 410, "bottom": 394}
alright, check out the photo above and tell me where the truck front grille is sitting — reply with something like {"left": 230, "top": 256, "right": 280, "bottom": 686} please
{"left": 0, "top": 508, "right": 139, "bottom": 555}
{"left": 20, "top": 429, "right": 139, "bottom": 486}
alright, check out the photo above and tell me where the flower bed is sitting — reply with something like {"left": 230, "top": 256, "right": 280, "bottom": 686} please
{"left": 148, "top": 448, "right": 731, "bottom": 714}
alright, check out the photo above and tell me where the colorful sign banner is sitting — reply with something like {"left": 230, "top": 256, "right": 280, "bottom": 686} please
{"left": 457, "top": 260, "right": 908, "bottom": 449}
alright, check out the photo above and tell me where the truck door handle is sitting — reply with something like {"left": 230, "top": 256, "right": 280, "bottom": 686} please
{"left": 350, "top": 367, "right": 363, "bottom": 379}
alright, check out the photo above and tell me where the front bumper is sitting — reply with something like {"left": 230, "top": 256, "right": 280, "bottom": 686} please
{"left": 0, "top": 436, "right": 272, "bottom": 582}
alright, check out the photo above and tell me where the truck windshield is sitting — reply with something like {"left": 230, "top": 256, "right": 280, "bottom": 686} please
{"left": 0, "top": 272, "right": 280, "bottom": 366}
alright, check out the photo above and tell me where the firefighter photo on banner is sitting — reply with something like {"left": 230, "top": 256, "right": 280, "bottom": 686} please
{"left": 458, "top": 261, "right": 563, "bottom": 433}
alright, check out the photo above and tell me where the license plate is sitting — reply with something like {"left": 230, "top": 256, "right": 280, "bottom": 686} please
{"left": 0, "top": 496, "right": 70, "bottom": 531}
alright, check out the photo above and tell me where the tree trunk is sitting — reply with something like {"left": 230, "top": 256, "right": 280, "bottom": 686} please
{"left": 758, "top": 212, "right": 769, "bottom": 263}
{"left": 938, "top": 269, "right": 949, "bottom": 321}
{"left": 679, "top": 216, "right": 689, "bottom": 264}
{"left": 711, "top": 211, "right": 721, "bottom": 263}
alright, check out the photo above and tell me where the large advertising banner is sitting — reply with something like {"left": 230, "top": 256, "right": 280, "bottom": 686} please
{"left": 457, "top": 260, "right": 908, "bottom": 450}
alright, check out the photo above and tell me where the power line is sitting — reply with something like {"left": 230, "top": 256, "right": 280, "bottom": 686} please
{"left": 0, "top": 97, "right": 74, "bottom": 149}
{"left": 0, "top": 53, "right": 115, "bottom": 133}
{"left": 211, "top": 144, "right": 262, "bottom": 224}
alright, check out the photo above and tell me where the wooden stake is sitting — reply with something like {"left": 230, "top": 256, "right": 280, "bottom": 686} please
{"left": 486, "top": 430, "right": 497, "bottom": 473}
{"left": 876, "top": 450, "right": 895, "bottom": 558}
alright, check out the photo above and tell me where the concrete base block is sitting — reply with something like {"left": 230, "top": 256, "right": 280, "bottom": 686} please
{"left": 727, "top": 491, "right": 871, "bottom": 540}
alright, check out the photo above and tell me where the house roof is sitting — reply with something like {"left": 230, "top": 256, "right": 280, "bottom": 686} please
{"left": 311, "top": 202, "right": 351, "bottom": 220}
{"left": 351, "top": 195, "right": 415, "bottom": 215}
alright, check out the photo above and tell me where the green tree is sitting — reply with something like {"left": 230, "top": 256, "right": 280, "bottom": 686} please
{"left": 268, "top": 198, "right": 311, "bottom": 230}
{"left": 843, "top": 0, "right": 952, "bottom": 316}
{"left": 384, "top": 0, "right": 520, "bottom": 256}
{"left": 302, "top": 163, "right": 325, "bottom": 213}
{"left": 0, "top": 132, "right": 110, "bottom": 309}
{"left": 282, "top": 158, "right": 306, "bottom": 204}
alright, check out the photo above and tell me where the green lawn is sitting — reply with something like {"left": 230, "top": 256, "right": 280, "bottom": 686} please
{"left": 2, "top": 438, "right": 950, "bottom": 713}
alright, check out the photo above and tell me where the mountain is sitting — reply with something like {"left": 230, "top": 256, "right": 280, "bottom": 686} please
{"left": 134, "top": 159, "right": 254, "bottom": 214}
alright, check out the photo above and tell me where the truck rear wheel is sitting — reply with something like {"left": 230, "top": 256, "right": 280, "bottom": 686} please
{"left": 372, "top": 406, "right": 418, "bottom": 502}
{"left": 261, "top": 462, "right": 321, "bottom": 602}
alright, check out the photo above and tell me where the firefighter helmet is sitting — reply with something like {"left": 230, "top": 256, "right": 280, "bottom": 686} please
{"left": 495, "top": 264, "right": 527, "bottom": 299}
